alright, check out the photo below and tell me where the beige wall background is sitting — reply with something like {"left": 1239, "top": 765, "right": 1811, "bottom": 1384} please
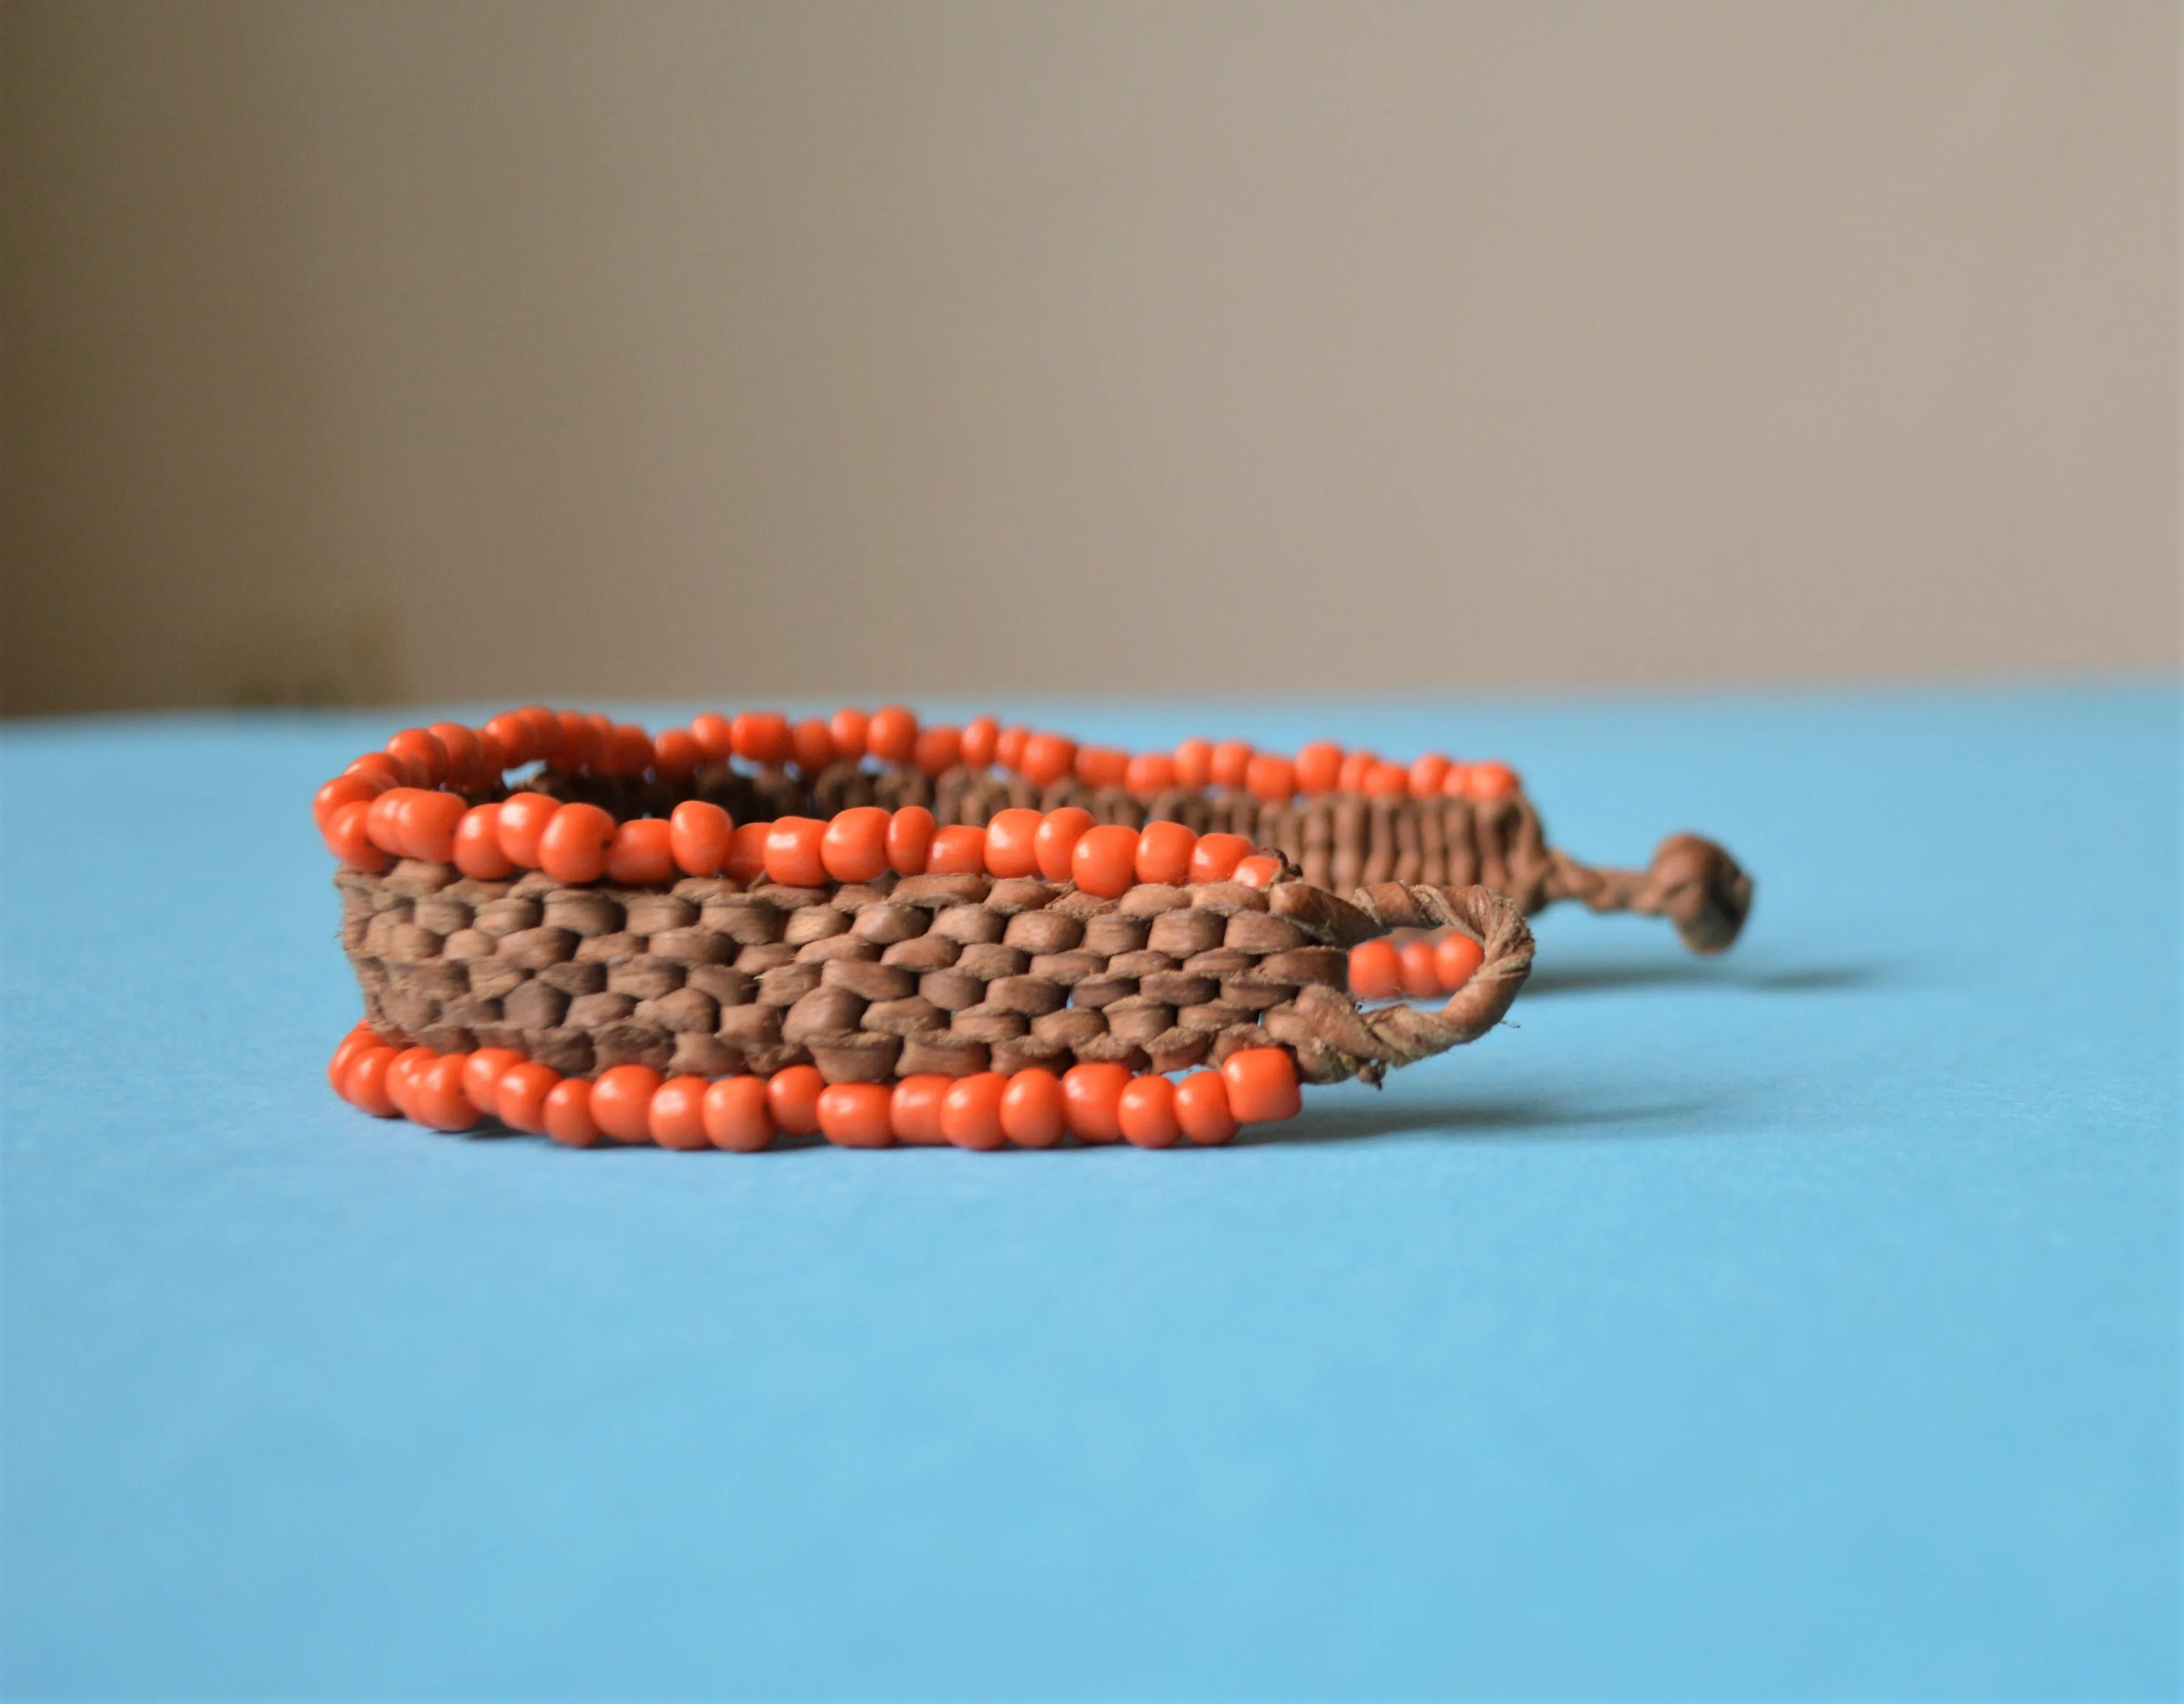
{"left": 2, "top": 0, "right": 2175, "bottom": 715}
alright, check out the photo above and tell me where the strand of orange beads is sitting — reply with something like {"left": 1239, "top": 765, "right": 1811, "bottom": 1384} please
{"left": 944, "top": 717, "right": 1523, "bottom": 805}
{"left": 325, "top": 744, "right": 1296, "bottom": 898}
{"left": 330, "top": 1024, "right": 1302, "bottom": 1150}
{"left": 315, "top": 705, "right": 1528, "bottom": 882}
{"left": 315, "top": 703, "right": 1528, "bottom": 881}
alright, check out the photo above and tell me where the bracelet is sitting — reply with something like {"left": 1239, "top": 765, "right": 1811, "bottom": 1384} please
{"left": 315, "top": 704, "right": 1745, "bottom": 1150}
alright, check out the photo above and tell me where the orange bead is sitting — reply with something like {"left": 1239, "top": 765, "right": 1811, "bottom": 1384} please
{"left": 1118, "top": 1074, "right": 1181, "bottom": 1148}
{"left": 313, "top": 772, "right": 385, "bottom": 830}
{"left": 940, "top": 1071, "right": 1009, "bottom": 1150}
{"left": 1221, "top": 1046, "right": 1302, "bottom": 1124}
{"left": 820, "top": 805, "right": 890, "bottom": 883}
{"left": 552, "top": 711, "right": 602, "bottom": 772}
{"left": 1295, "top": 741, "right": 1344, "bottom": 795}
{"left": 993, "top": 724, "right": 1030, "bottom": 771}
{"left": 1441, "top": 762, "right": 1473, "bottom": 798}
{"left": 890, "top": 1074, "right": 952, "bottom": 1144}
{"left": 365, "top": 787, "right": 416, "bottom": 855}
{"left": 725, "top": 822, "right": 770, "bottom": 884}
{"left": 652, "top": 728, "right": 701, "bottom": 782}
{"left": 453, "top": 805, "right": 514, "bottom": 878}
{"left": 1348, "top": 939, "right": 1402, "bottom": 1000}
{"left": 324, "top": 799, "right": 391, "bottom": 871}
{"left": 396, "top": 789, "right": 467, "bottom": 863}
{"left": 886, "top": 806, "right": 936, "bottom": 875}
{"left": 607, "top": 818, "right": 674, "bottom": 885}
{"left": 669, "top": 799, "right": 734, "bottom": 877}
{"left": 1034, "top": 807, "right": 1095, "bottom": 881}
{"left": 1174, "top": 1070, "right": 1239, "bottom": 1146}
{"left": 1188, "top": 833, "right": 1253, "bottom": 884}
{"left": 1062, "top": 1062, "right": 1130, "bottom": 1144}
{"left": 763, "top": 816, "right": 828, "bottom": 887}
{"left": 1070, "top": 824, "right": 1141, "bottom": 898}
{"left": 601, "top": 723, "right": 653, "bottom": 777}
{"left": 926, "top": 824, "right": 987, "bottom": 875}
{"left": 1209, "top": 740, "right": 1254, "bottom": 789}
{"left": 791, "top": 718, "right": 835, "bottom": 774}
{"left": 543, "top": 1077, "right": 599, "bottom": 1147}
{"left": 374, "top": 785, "right": 430, "bottom": 855}
{"left": 1337, "top": 749, "right": 1379, "bottom": 793}
{"left": 426, "top": 722, "right": 482, "bottom": 787}
{"left": 385, "top": 728, "right": 447, "bottom": 786}
{"left": 1173, "top": 737, "right": 1213, "bottom": 788}
{"left": 1134, "top": 820, "right": 1197, "bottom": 886}
{"left": 1363, "top": 761, "right": 1410, "bottom": 798}
{"left": 484, "top": 711, "right": 540, "bottom": 766}
{"left": 1000, "top": 1069, "right": 1065, "bottom": 1148}
{"left": 328, "top": 1023, "right": 375, "bottom": 1085}
{"left": 866, "top": 704, "right": 919, "bottom": 765}
{"left": 1245, "top": 753, "right": 1296, "bottom": 802}
{"left": 413, "top": 1054, "right": 481, "bottom": 1132}
{"left": 495, "top": 1062, "right": 560, "bottom": 1134}
{"left": 914, "top": 725, "right": 962, "bottom": 776}
{"left": 689, "top": 712, "right": 736, "bottom": 762}
{"left": 538, "top": 802, "right": 617, "bottom": 884}
{"left": 1233, "top": 854, "right": 1283, "bottom": 889}
{"left": 1074, "top": 745, "right": 1130, "bottom": 790}
{"left": 471, "top": 728, "right": 507, "bottom": 780}
{"left": 829, "top": 707, "right": 870, "bottom": 762}
{"left": 1465, "top": 760, "right": 1520, "bottom": 800}
{"left": 702, "top": 1075, "right": 774, "bottom": 1152}
{"left": 731, "top": 711, "right": 792, "bottom": 767}
{"left": 1125, "top": 752, "right": 1177, "bottom": 796}
{"left": 983, "top": 808, "right": 1042, "bottom": 878}
{"left": 960, "top": 715, "right": 1001, "bottom": 770}
{"left": 649, "top": 1075, "right": 712, "bottom": 1150}
{"left": 592, "top": 1064, "right": 664, "bottom": 1142}
{"left": 342, "top": 1046, "right": 400, "bottom": 1118}
{"left": 345, "top": 751, "right": 405, "bottom": 788}
{"left": 1435, "top": 931, "right": 1485, "bottom": 990}
{"left": 1408, "top": 752, "right": 1452, "bottom": 796}
{"left": 1400, "top": 938, "right": 1440, "bottom": 999}
{"left": 495, "top": 791, "right": 561, "bottom": 866}
{"left": 462, "top": 1048, "right": 525, "bottom": 1117}
{"left": 1020, "top": 731, "right": 1078, "bottom": 790}
{"left": 818, "top": 1082, "right": 895, "bottom": 1148}
{"left": 384, "top": 1046, "right": 434, "bottom": 1121}
{"left": 516, "top": 706, "right": 561, "bottom": 760}
{"left": 767, "top": 1064, "right": 824, "bottom": 1136}
{"left": 329, "top": 1024, "right": 380, "bottom": 1091}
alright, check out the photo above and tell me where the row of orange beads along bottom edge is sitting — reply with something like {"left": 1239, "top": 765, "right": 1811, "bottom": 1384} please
{"left": 329, "top": 1026, "right": 1304, "bottom": 1151}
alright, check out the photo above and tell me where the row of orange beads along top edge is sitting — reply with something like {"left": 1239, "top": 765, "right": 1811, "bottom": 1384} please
{"left": 982, "top": 726, "right": 1522, "bottom": 805}
{"left": 319, "top": 708, "right": 1521, "bottom": 817}
{"left": 325, "top": 774, "right": 1292, "bottom": 899}
{"left": 667, "top": 703, "right": 1522, "bottom": 805}
{"left": 315, "top": 708, "right": 1518, "bottom": 871}
{"left": 318, "top": 707, "right": 1523, "bottom": 853}
{"left": 331, "top": 1025, "right": 1302, "bottom": 1150}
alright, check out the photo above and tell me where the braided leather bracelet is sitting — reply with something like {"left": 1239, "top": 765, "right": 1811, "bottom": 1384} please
{"left": 318, "top": 706, "right": 1748, "bottom": 1149}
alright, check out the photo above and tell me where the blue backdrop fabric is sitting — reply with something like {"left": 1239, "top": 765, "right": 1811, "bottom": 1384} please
{"left": 1, "top": 683, "right": 2176, "bottom": 1699}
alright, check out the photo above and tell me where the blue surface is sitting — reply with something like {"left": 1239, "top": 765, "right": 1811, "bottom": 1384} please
{"left": 2, "top": 683, "right": 2176, "bottom": 1699}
